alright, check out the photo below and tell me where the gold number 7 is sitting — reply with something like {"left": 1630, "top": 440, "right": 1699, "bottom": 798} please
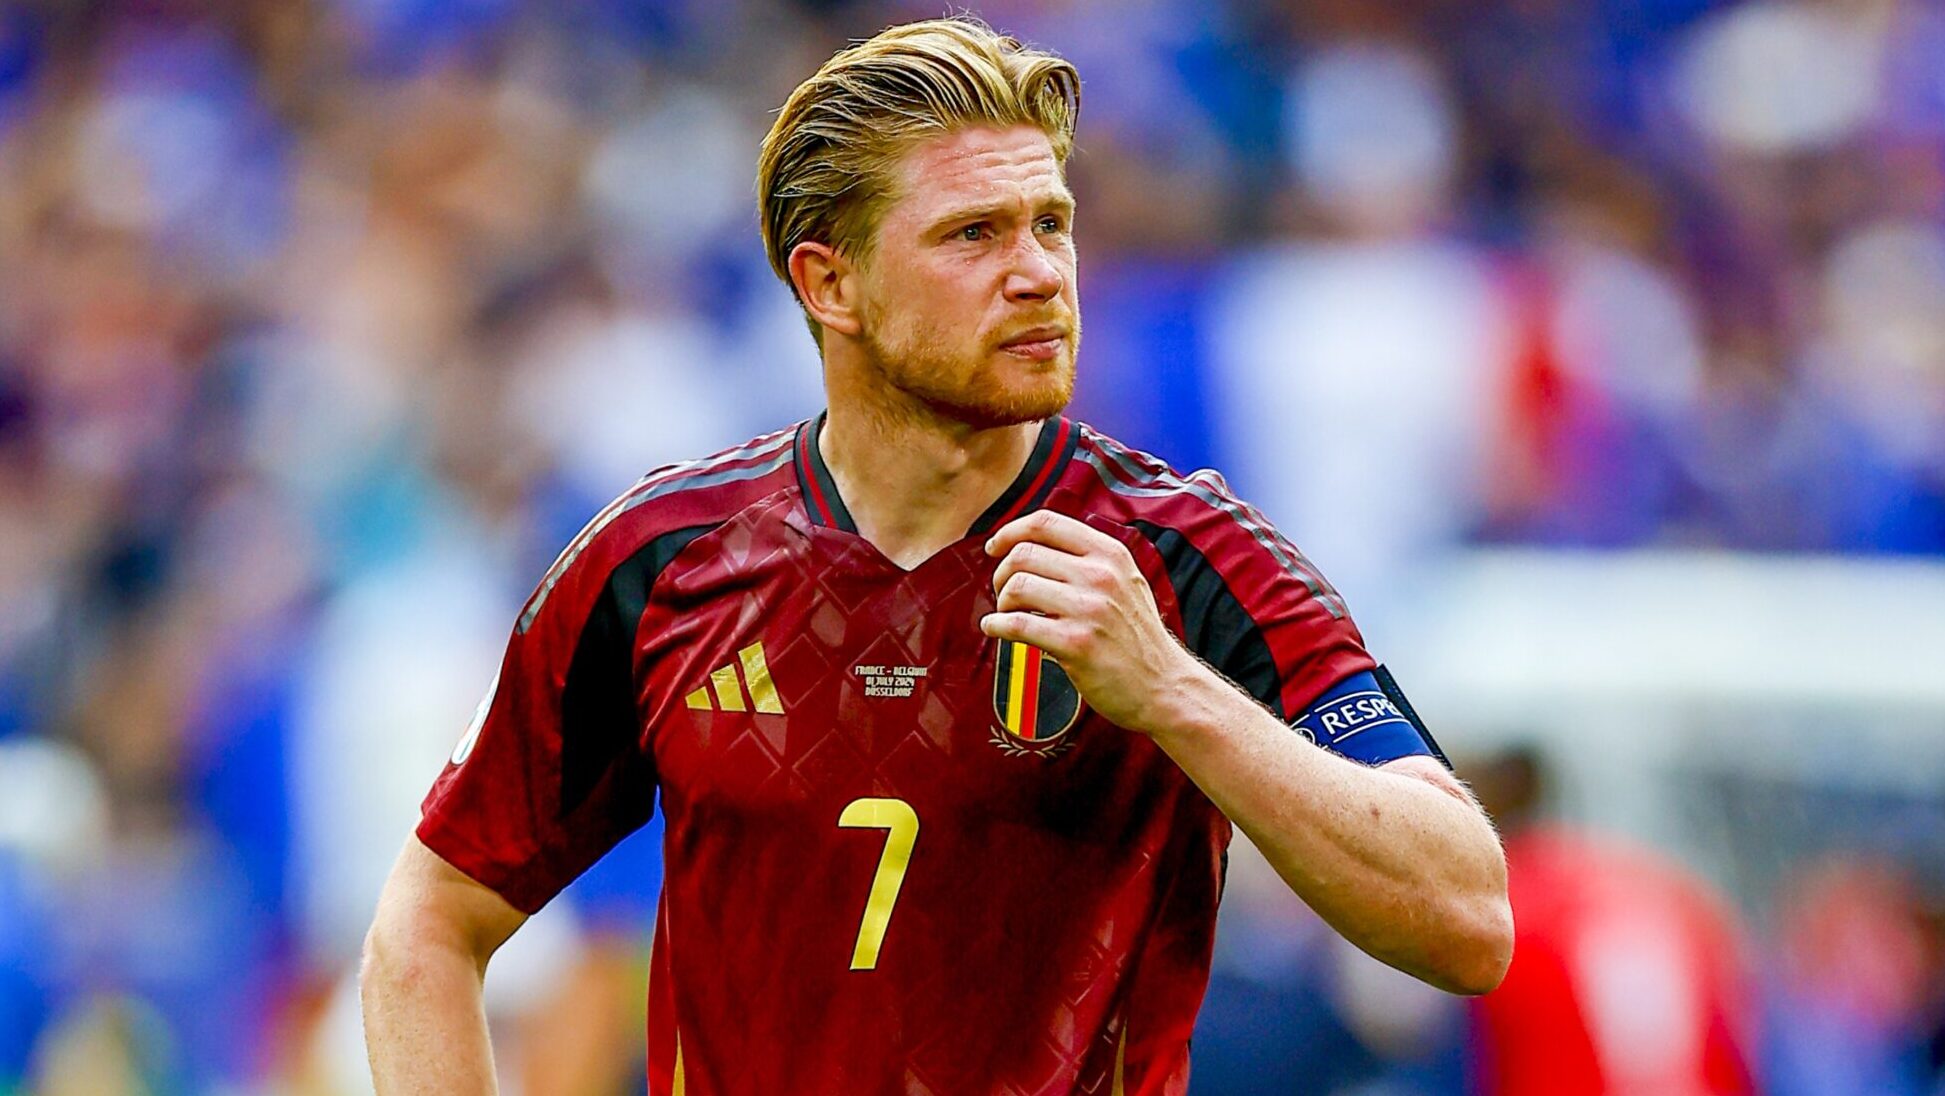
{"left": 837, "top": 797, "right": 919, "bottom": 970}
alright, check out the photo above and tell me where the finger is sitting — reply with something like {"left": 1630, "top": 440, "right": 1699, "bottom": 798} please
{"left": 979, "top": 610, "right": 1073, "bottom": 654}
{"left": 984, "top": 508, "right": 1119, "bottom": 560}
{"left": 991, "top": 539, "right": 1089, "bottom": 596}
{"left": 995, "top": 570, "right": 1086, "bottom": 617}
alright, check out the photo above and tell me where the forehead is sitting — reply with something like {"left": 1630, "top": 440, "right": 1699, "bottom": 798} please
{"left": 884, "top": 124, "right": 1069, "bottom": 222}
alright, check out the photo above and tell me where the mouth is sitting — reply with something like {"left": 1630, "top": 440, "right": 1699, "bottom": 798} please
{"left": 998, "top": 326, "right": 1069, "bottom": 362}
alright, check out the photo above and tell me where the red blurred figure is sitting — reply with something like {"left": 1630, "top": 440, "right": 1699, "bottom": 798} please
{"left": 1472, "top": 751, "right": 1760, "bottom": 1096}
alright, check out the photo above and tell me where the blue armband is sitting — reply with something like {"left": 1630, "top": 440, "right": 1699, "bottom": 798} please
{"left": 1291, "top": 667, "right": 1446, "bottom": 768}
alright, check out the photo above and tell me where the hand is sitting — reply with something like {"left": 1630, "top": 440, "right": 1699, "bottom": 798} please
{"left": 981, "top": 510, "right": 1202, "bottom": 734}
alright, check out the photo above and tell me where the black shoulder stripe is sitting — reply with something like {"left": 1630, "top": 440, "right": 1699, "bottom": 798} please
{"left": 519, "top": 429, "right": 796, "bottom": 633}
{"left": 1372, "top": 665, "right": 1452, "bottom": 771}
{"left": 1129, "top": 520, "right": 1286, "bottom": 719}
{"left": 1081, "top": 428, "right": 1347, "bottom": 619}
{"left": 559, "top": 523, "right": 716, "bottom": 816}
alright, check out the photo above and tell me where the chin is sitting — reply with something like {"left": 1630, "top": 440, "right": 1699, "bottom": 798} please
{"left": 871, "top": 332, "right": 1077, "bottom": 429}
{"left": 942, "top": 360, "right": 1074, "bottom": 429}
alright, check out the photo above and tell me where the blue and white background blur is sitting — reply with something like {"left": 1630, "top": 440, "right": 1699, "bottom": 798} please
{"left": 0, "top": 0, "right": 1942, "bottom": 1092}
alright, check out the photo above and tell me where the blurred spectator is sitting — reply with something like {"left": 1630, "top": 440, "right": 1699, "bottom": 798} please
{"left": 1470, "top": 748, "right": 1760, "bottom": 1096}
{"left": 1208, "top": 35, "right": 1506, "bottom": 634}
{"left": 1193, "top": 835, "right": 1469, "bottom": 1095}
{"left": 0, "top": 0, "right": 1940, "bottom": 1090}
{"left": 1764, "top": 858, "right": 1942, "bottom": 1096}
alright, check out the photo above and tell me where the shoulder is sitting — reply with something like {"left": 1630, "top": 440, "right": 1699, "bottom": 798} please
{"left": 1062, "top": 421, "right": 1248, "bottom": 531}
{"left": 1060, "top": 422, "right": 1348, "bottom": 619}
{"left": 516, "top": 423, "right": 803, "bottom": 636}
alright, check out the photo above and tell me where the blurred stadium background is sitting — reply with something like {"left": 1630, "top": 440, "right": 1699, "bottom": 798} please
{"left": 1, "top": 0, "right": 1943, "bottom": 1092}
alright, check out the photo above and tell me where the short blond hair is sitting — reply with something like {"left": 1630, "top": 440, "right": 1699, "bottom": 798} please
{"left": 756, "top": 17, "right": 1080, "bottom": 313}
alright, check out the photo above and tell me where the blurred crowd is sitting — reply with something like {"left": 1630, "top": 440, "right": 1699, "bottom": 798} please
{"left": 1, "top": 0, "right": 1943, "bottom": 1091}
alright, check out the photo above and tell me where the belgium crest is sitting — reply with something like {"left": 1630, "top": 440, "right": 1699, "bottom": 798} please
{"left": 990, "top": 639, "right": 1082, "bottom": 757}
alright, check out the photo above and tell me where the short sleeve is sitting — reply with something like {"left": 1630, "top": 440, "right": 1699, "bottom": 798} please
{"left": 1130, "top": 489, "right": 1429, "bottom": 766}
{"left": 417, "top": 529, "right": 662, "bottom": 915}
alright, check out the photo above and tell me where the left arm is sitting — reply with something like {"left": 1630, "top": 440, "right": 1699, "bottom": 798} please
{"left": 983, "top": 511, "right": 1512, "bottom": 996}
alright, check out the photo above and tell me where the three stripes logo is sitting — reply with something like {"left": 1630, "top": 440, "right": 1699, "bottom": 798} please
{"left": 685, "top": 641, "right": 785, "bottom": 714}
{"left": 990, "top": 639, "right": 1082, "bottom": 757}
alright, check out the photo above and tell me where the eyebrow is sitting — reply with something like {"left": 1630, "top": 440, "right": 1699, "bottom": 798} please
{"left": 924, "top": 191, "right": 1077, "bottom": 236}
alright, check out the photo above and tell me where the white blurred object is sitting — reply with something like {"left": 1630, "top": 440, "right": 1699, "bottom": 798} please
{"left": 242, "top": 335, "right": 414, "bottom": 506}
{"left": 1549, "top": 238, "right": 1706, "bottom": 417}
{"left": 1817, "top": 218, "right": 1945, "bottom": 461}
{"left": 1677, "top": 1, "right": 1882, "bottom": 154}
{"left": 1286, "top": 41, "right": 1457, "bottom": 233}
{"left": 506, "top": 307, "right": 747, "bottom": 502}
{"left": 73, "top": 89, "right": 236, "bottom": 234}
{"left": 1330, "top": 931, "right": 1460, "bottom": 1059}
{"left": 1403, "top": 549, "right": 1945, "bottom": 711}
{"left": 1209, "top": 241, "right": 1510, "bottom": 636}
{"left": 0, "top": 737, "right": 110, "bottom": 875}
{"left": 582, "top": 87, "right": 754, "bottom": 263}
{"left": 290, "top": 532, "right": 516, "bottom": 969}
{"left": 1577, "top": 905, "right": 1706, "bottom": 1089}
{"left": 1394, "top": 547, "right": 1945, "bottom": 862}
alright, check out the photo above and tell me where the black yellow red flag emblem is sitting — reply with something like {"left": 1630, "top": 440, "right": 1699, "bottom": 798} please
{"left": 991, "top": 639, "right": 1082, "bottom": 751}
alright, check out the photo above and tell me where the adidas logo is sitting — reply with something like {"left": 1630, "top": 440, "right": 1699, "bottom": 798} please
{"left": 685, "top": 641, "right": 785, "bottom": 714}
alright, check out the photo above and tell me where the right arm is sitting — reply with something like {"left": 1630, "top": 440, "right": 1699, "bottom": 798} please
{"left": 366, "top": 494, "right": 690, "bottom": 1090}
{"left": 362, "top": 836, "right": 529, "bottom": 1095}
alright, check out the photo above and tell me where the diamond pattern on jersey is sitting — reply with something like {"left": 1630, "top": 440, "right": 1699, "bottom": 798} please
{"left": 645, "top": 494, "right": 1219, "bottom": 1096}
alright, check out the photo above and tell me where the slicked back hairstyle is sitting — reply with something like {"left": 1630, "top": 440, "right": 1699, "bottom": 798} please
{"left": 756, "top": 16, "right": 1080, "bottom": 330}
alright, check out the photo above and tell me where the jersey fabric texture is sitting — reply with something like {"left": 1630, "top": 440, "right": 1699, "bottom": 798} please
{"left": 418, "top": 415, "right": 1432, "bottom": 1096}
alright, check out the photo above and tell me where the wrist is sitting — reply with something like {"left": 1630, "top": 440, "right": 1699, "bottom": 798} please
{"left": 1125, "top": 649, "right": 1232, "bottom": 740}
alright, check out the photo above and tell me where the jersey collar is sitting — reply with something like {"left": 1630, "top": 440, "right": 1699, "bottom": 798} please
{"left": 795, "top": 412, "right": 1077, "bottom": 538}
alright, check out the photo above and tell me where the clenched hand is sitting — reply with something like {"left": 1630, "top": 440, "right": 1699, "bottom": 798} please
{"left": 981, "top": 509, "right": 1201, "bottom": 734}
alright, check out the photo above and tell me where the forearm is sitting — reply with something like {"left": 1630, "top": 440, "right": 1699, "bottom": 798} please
{"left": 361, "top": 918, "right": 500, "bottom": 1094}
{"left": 1139, "top": 663, "right": 1511, "bottom": 995}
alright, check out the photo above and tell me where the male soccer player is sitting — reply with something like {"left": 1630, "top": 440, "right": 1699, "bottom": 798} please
{"left": 361, "top": 17, "right": 1512, "bottom": 1095}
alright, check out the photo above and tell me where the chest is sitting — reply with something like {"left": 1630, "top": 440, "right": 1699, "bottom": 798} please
{"left": 636, "top": 527, "right": 1164, "bottom": 833}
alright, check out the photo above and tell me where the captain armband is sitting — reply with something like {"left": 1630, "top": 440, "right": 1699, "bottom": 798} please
{"left": 1290, "top": 666, "right": 1452, "bottom": 770}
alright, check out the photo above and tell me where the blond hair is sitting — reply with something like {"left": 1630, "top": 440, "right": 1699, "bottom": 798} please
{"left": 756, "top": 17, "right": 1080, "bottom": 319}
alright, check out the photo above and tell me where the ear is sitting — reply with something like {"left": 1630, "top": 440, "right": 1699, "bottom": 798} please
{"left": 788, "top": 241, "right": 864, "bottom": 339}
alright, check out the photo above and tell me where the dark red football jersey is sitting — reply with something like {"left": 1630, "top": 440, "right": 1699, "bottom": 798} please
{"left": 419, "top": 415, "right": 1397, "bottom": 1095}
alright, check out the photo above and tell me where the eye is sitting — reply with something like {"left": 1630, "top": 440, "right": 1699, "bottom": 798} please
{"left": 958, "top": 223, "right": 991, "bottom": 242}
{"left": 1035, "top": 214, "right": 1067, "bottom": 235}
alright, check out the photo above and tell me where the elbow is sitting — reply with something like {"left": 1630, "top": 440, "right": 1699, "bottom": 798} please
{"left": 359, "top": 904, "right": 449, "bottom": 1000}
{"left": 360, "top": 915, "right": 406, "bottom": 1001}
{"left": 1435, "top": 894, "right": 1515, "bottom": 996}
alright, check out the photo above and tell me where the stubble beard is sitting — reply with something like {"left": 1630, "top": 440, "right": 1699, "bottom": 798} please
{"left": 860, "top": 312, "right": 1079, "bottom": 431}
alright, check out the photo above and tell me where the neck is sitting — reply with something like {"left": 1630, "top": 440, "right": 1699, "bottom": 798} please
{"left": 819, "top": 373, "right": 1043, "bottom": 570}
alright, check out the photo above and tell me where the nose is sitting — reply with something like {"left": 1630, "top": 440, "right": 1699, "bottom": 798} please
{"left": 1004, "top": 235, "right": 1065, "bottom": 302}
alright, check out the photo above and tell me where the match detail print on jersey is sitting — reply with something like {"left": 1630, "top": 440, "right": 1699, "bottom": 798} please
{"left": 418, "top": 416, "right": 1397, "bottom": 1093}
{"left": 991, "top": 639, "right": 1082, "bottom": 751}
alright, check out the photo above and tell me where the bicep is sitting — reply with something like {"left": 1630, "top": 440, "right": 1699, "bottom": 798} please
{"left": 373, "top": 835, "right": 529, "bottom": 966}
